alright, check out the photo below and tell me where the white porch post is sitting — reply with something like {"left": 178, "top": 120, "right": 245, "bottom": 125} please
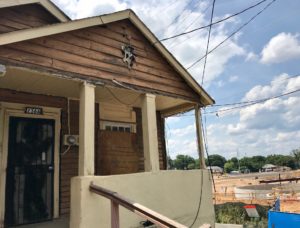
{"left": 141, "top": 93, "right": 160, "bottom": 172}
{"left": 79, "top": 82, "right": 95, "bottom": 176}
{"left": 195, "top": 104, "right": 206, "bottom": 169}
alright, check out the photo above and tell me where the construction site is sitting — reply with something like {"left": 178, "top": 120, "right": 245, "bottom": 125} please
{"left": 214, "top": 170, "right": 300, "bottom": 213}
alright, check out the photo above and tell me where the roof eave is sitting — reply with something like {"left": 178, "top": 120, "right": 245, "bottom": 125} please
{"left": 0, "top": 8, "right": 215, "bottom": 106}
{"left": 0, "top": 0, "right": 70, "bottom": 22}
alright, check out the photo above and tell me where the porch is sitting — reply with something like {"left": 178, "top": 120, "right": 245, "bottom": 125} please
{"left": 0, "top": 65, "right": 214, "bottom": 227}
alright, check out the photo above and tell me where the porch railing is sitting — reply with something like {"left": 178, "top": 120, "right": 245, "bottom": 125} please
{"left": 89, "top": 182, "right": 188, "bottom": 228}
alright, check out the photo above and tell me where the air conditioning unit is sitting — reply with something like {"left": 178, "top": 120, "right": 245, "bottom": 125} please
{"left": 63, "top": 135, "right": 79, "bottom": 146}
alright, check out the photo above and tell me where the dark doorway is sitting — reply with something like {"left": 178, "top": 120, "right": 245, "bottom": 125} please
{"left": 5, "top": 117, "right": 55, "bottom": 227}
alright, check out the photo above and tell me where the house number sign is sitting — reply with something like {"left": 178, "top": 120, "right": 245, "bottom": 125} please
{"left": 25, "top": 107, "right": 43, "bottom": 115}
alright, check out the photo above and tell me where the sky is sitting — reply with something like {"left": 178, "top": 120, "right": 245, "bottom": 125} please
{"left": 51, "top": 0, "right": 300, "bottom": 160}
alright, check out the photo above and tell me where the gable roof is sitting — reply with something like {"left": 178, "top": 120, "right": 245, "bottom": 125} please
{"left": 0, "top": 8, "right": 214, "bottom": 106}
{"left": 0, "top": 0, "right": 70, "bottom": 22}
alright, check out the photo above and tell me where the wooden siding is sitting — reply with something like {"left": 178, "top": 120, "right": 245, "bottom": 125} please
{"left": 0, "top": 4, "right": 60, "bottom": 34}
{"left": 96, "top": 131, "right": 140, "bottom": 175}
{"left": 0, "top": 20, "right": 199, "bottom": 102}
{"left": 0, "top": 89, "right": 167, "bottom": 216}
{"left": 157, "top": 111, "right": 167, "bottom": 170}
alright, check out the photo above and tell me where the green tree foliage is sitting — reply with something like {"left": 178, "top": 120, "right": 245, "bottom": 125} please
{"left": 266, "top": 154, "right": 296, "bottom": 169}
{"left": 239, "top": 157, "right": 254, "bottom": 172}
{"left": 168, "top": 148, "right": 300, "bottom": 171}
{"left": 291, "top": 148, "right": 300, "bottom": 168}
{"left": 173, "top": 155, "right": 195, "bottom": 170}
{"left": 206, "top": 154, "right": 227, "bottom": 168}
{"left": 229, "top": 157, "right": 239, "bottom": 169}
{"left": 251, "top": 156, "right": 266, "bottom": 172}
{"left": 224, "top": 161, "right": 235, "bottom": 173}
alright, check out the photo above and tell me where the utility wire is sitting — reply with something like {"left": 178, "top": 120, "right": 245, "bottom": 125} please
{"left": 187, "top": 0, "right": 276, "bottom": 69}
{"left": 201, "top": 0, "right": 216, "bottom": 85}
{"left": 206, "top": 87, "right": 300, "bottom": 114}
{"left": 174, "top": 86, "right": 300, "bottom": 117}
{"left": 159, "top": 0, "right": 269, "bottom": 42}
{"left": 168, "top": 1, "right": 213, "bottom": 49}
{"left": 216, "top": 73, "right": 300, "bottom": 103}
{"left": 164, "top": 0, "right": 197, "bottom": 36}
{"left": 166, "top": 0, "right": 204, "bottom": 44}
{"left": 202, "top": 110, "right": 216, "bottom": 193}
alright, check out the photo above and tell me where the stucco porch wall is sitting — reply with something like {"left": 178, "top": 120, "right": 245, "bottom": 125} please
{"left": 70, "top": 170, "right": 215, "bottom": 228}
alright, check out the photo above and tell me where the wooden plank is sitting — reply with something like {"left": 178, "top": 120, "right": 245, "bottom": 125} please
{"left": 0, "top": 17, "right": 31, "bottom": 30}
{"left": 11, "top": 4, "right": 60, "bottom": 23}
{"left": 51, "top": 31, "right": 182, "bottom": 80}
{"left": 0, "top": 46, "right": 53, "bottom": 67}
{"left": 0, "top": 9, "right": 46, "bottom": 28}
{"left": 26, "top": 39, "right": 187, "bottom": 88}
{"left": 33, "top": 36, "right": 185, "bottom": 84}
{"left": 73, "top": 30, "right": 176, "bottom": 73}
{"left": 0, "top": 24, "right": 15, "bottom": 34}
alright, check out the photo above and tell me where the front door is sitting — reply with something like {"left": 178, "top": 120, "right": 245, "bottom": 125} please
{"left": 4, "top": 117, "right": 55, "bottom": 227}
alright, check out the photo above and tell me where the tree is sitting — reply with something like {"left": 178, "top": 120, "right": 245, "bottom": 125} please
{"left": 224, "top": 161, "right": 235, "bottom": 173}
{"left": 167, "top": 156, "right": 174, "bottom": 169}
{"left": 250, "top": 156, "right": 266, "bottom": 172}
{"left": 173, "top": 155, "right": 195, "bottom": 170}
{"left": 239, "top": 157, "right": 254, "bottom": 172}
{"left": 291, "top": 148, "right": 300, "bottom": 168}
{"left": 266, "top": 154, "right": 296, "bottom": 169}
{"left": 206, "top": 154, "right": 227, "bottom": 168}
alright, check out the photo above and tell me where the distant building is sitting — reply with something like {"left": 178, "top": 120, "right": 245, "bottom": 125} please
{"left": 262, "top": 164, "right": 277, "bottom": 172}
{"left": 207, "top": 166, "right": 224, "bottom": 174}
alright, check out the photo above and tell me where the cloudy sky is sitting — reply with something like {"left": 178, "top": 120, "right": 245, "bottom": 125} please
{"left": 51, "top": 0, "right": 300, "bottom": 159}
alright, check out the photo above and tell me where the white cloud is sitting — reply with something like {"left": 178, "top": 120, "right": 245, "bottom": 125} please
{"left": 261, "top": 33, "right": 300, "bottom": 64}
{"left": 229, "top": 75, "right": 239, "bottom": 82}
{"left": 198, "top": 73, "right": 300, "bottom": 158}
{"left": 166, "top": 123, "right": 198, "bottom": 159}
{"left": 51, "top": 0, "right": 127, "bottom": 19}
{"left": 245, "top": 51, "right": 258, "bottom": 62}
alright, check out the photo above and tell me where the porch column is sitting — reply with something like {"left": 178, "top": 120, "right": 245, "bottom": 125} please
{"left": 141, "top": 94, "right": 160, "bottom": 172}
{"left": 195, "top": 104, "right": 206, "bottom": 169}
{"left": 79, "top": 82, "right": 95, "bottom": 176}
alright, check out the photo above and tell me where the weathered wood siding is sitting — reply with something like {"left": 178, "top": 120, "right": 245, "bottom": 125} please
{"left": 0, "top": 89, "right": 167, "bottom": 216}
{"left": 96, "top": 131, "right": 140, "bottom": 175}
{"left": 0, "top": 4, "right": 60, "bottom": 34}
{"left": 0, "top": 20, "right": 199, "bottom": 101}
{"left": 157, "top": 111, "right": 167, "bottom": 170}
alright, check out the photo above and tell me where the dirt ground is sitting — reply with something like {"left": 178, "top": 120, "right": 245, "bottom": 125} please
{"left": 213, "top": 170, "right": 300, "bottom": 213}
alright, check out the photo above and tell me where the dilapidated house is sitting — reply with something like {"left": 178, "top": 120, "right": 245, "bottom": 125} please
{"left": 0, "top": 1, "right": 215, "bottom": 227}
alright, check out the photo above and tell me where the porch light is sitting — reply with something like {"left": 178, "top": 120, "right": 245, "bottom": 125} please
{"left": 0, "top": 64, "right": 6, "bottom": 77}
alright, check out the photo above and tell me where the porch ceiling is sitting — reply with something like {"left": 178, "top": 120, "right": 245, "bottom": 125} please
{"left": 0, "top": 66, "right": 193, "bottom": 112}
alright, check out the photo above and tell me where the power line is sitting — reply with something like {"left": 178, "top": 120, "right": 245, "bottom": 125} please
{"left": 168, "top": 1, "right": 213, "bottom": 49}
{"left": 201, "top": 0, "right": 216, "bottom": 85}
{"left": 174, "top": 86, "right": 300, "bottom": 117}
{"left": 187, "top": 0, "right": 276, "bottom": 69}
{"left": 159, "top": 0, "right": 269, "bottom": 42}
{"left": 209, "top": 73, "right": 300, "bottom": 108}
{"left": 205, "top": 87, "right": 300, "bottom": 114}
{"left": 167, "top": 0, "right": 206, "bottom": 46}
{"left": 214, "top": 73, "right": 300, "bottom": 104}
{"left": 160, "top": 0, "right": 197, "bottom": 36}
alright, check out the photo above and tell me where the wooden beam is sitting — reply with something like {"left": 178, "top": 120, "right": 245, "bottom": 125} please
{"left": 79, "top": 82, "right": 95, "bottom": 176}
{"left": 195, "top": 105, "right": 206, "bottom": 169}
